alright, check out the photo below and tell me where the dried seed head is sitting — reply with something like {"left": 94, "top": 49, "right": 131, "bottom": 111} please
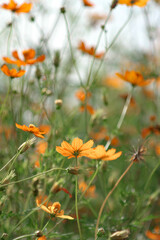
{"left": 130, "top": 144, "right": 147, "bottom": 163}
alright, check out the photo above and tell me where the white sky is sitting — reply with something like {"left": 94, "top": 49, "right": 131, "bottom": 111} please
{"left": 0, "top": 0, "right": 160, "bottom": 59}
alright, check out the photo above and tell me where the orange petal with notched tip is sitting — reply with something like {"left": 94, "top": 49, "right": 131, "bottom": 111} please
{"left": 72, "top": 138, "right": 83, "bottom": 150}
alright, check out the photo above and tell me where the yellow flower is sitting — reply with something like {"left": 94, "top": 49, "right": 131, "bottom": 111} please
{"left": 36, "top": 195, "right": 74, "bottom": 220}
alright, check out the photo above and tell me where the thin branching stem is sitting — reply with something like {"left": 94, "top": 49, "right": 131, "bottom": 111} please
{"left": 95, "top": 161, "right": 134, "bottom": 239}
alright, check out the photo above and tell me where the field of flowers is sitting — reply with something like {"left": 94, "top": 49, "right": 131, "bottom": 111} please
{"left": 0, "top": 0, "right": 160, "bottom": 240}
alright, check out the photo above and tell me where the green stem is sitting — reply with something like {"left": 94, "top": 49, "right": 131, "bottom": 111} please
{"left": 86, "top": 10, "right": 112, "bottom": 87}
{"left": 105, "top": 87, "right": 133, "bottom": 149}
{"left": 0, "top": 168, "right": 66, "bottom": 188}
{"left": 12, "top": 233, "right": 35, "bottom": 240}
{"left": 42, "top": 218, "right": 51, "bottom": 232}
{"left": 91, "top": 9, "right": 133, "bottom": 88}
{"left": 144, "top": 159, "right": 160, "bottom": 190}
{"left": 75, "top": 157, "right": 83, "bottom": 240}
{"left": 63, "top": 13, "right": 83, "bottom": 87}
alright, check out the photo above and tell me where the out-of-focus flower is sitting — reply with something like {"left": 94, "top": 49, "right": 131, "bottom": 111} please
{"left": 39, "top": 125, "right": 51, "bottom": 135}
{"left": 82, "top": 0, "right": 94, "bottom": 7}
{"left": 38, "top": 236, "right": 46, "bottom": 240}
{"left": 116, "top": 70, "right": 153, "bottom": 87}
{"left": 16, "top": 123, "right": 47, "bottom": 138}
{"left": 142, "top": 125, "right": 160, "bottom": 138}
{"left": 36, "top": 141, "right": 48, "bottom": 154}
{"left": 105, "top": 136, "right": 120, "bottom": 147}
{"left": 79, "top": 181, "right": 96, "bottom": 198}
{"left": 89, "top": 145, "right": 122, "bottom": 161}
{"left": 1, "top": 64, "right": 25, "bottom": 78}
{"left": 78, "top": 41, "right": 104, "bottom": 59}
{"left": 89, "top": 12, "right": 108, "bottom": 26}
{"left": 120, "top": 93, "right": 136, "bottom": 107}
{"left": 103, "top": 76, "right": 124, "bottom": 89}
{"left": 80, "top": 105, "right": 95, "bottom": 115}
{"left": 1, "top": 0, "right": 32, "bottom": 13}
{"left": 90, "top": 127, "right": 107, "bottom": 141}
{"left": 155, "top": 143, "right": 160, "bottom": 156}
{"left": 3, "top": 49, "right": 45, "bottom": 67}
{"left": 36, "top": 195, "right": 74, "bottom": 220}
{"left": 118, "top": 0, "right": 149, "bottom": 7}
{"left": 56, "top": 137, "right": 94, "bottom": 159}
{"left": 145, "top": 226, "right": 160, "bottom": 240}
{"left": 76, "top": 89, "right": 95, "bottom": 115}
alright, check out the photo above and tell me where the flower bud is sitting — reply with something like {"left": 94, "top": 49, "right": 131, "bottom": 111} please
{"left": 55, "top": 99, "right": 63, "bottom": 109}
{"left": 18, "top": 137, "right": 36, "bottom": 154}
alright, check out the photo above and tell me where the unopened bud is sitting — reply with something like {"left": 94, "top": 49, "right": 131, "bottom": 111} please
{"left": 51, "top": 182, "right": 60, "bottom": 193}
{"left": 53, "top": 51, "right": 61, "bottom": 68}
{"left": 35, "top": 230, "right": 43, "bottom": 237}
{"left": 97, "top": 227, "right": 105, "bottom": 237}
{"left": 67, "top": 167, "right": 81, "bottom": 175}
{"left": 46, "top": 89, "right": 52, "bottom": 96}
{"left": 1, "top": 233, "right": 8, "bottom": 239}
{"left": 110, "top": 0, "right": 118, "bottom": 9}
{"left": 18, "top": 137, "right": 36, "bottom": 154}
{"left": 55, "top": 99, "right": 63, "bottom": 109}
{"left": 36, "top": 66, "right": 42, "bottom": 80}
{"left": 60, "top": 7, "right": 66, "bottom": 14}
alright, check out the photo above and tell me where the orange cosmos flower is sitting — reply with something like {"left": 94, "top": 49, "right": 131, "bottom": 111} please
{"left": 36, "top": 195, "right": 74, "bottom": 220}
{"left": 56, "top": 137, "right": 94, "bottom": 159}
{"left": 89, "top": 145, "right": 122, "bottom": 161}
{"left": 118, "top": 0, "right": 149, "bottom": 7}
{"left": 36, "top": 141, "right": 48, "bottom": 154}
{"left": 38, "top": 236, "right": 46, "bottom": 240}
{"left": 79, "top": 181, "right": 96, "bottom": 198}
{"left": 145, "top": 228, "right": 160, "bottom": 240}
{"left": 82, "top": 0, "right": 94, "bottom": 7}
{"left": 103, "top": 75, "right": 124, "bottom": 89}
{"left": 141, "top": 125, "right": 160, "bottom": 138}
{"left": 76, "top": 89, "right": 95, "bottom": 115}
{"left": 116, "top": 70, "right": 153, "bottom": 87}
{"left": 1, "top": 64, "right": 25, "bottom": 78}
{"left": 90, "top": 127, "right": 107, "bottom": 141}
{"left": 80, "top": 104, "right": 95, "bottom": 115}
{"left": 3, "top": 49, "right": 45, "bottom": 67}
{"left": 16, "top": 123, "right": 47, "bottom": 138}
{"left": 1, "top": 0, "right": 32, "bottom": 13}
{"left": 78, "top": 41, "right": 104, "bottom": 59}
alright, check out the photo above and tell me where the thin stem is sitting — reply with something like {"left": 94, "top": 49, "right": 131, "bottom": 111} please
{"left": 12, "top": 233, "right": 35, "bottom": 240}
{"left": 86, "top": 10, "right": 112, "bottom": 87}
{"left": 91, "top": 9, "right": 133, "bottom": 88}
{"left": 75, "top": 157, "right": 83, "bottom": 240}
{"left": 63, "top": 13, "right": 83, "bottom": 86}
{"left": 144, "top": 159, "right": 160, "bottom": 191}
{"left": 95, "top": 161, "right": 134, "bottom": 240}
{"left": 42, "top": 218, "right": 51, "bottom": 232}
{"left": 117, "top": 89, "right": 133, "bottom": 130}
{"left": 105, "top": 88, "right": 133, "bottom": 149}
{"left": 0, "top": 168, "right": 66, "bottom": 188}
